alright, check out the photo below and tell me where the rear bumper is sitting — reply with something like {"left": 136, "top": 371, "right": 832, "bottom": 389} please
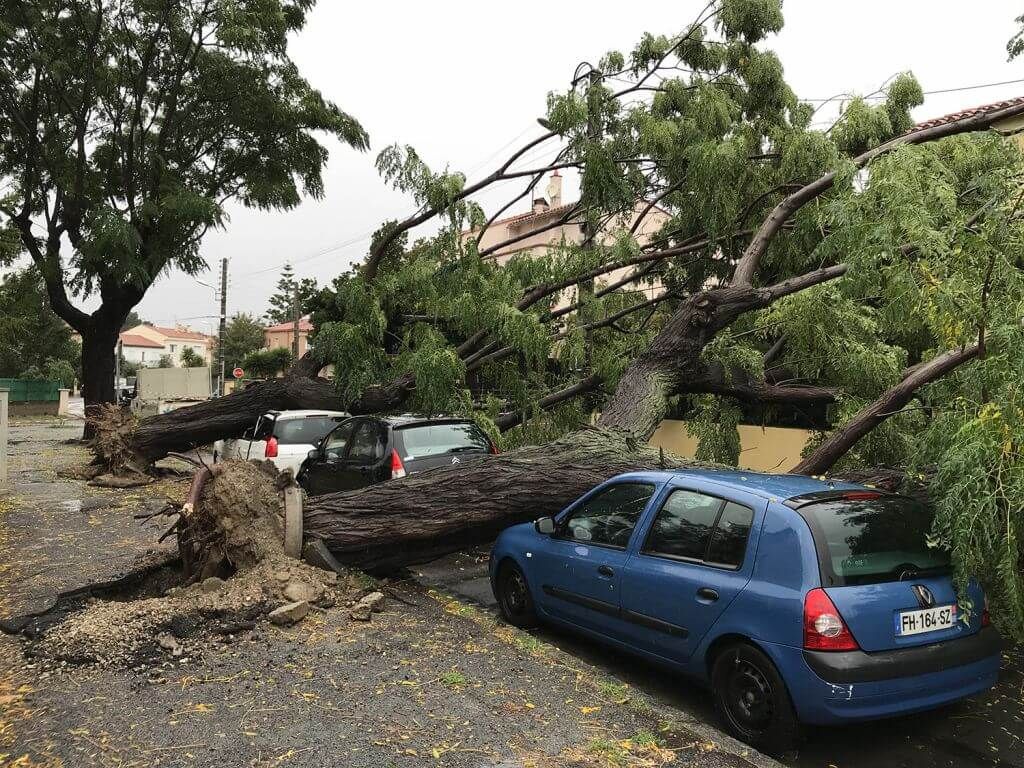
{"left": 762, "top": 628, "right": 1002, "bottom": 725}
{"left": 803, "top": 626, "right": 1002, "bottom": 683}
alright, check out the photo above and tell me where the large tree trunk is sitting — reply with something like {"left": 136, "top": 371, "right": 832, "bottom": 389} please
{"left": 80, "top": 319, "right": 121, "bottom": 440}
{"left": 304, "top": 428, "right": 682, "bottom": 571}
{"left": 132, "top": 375, "right": 340, "bottom": 460}
{"left": 127, "top": 366, "right": 414, "bottom": 463}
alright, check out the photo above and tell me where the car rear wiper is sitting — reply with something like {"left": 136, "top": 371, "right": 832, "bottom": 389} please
{"left": 446, "top": 446, "right": 485, "bottom": 454}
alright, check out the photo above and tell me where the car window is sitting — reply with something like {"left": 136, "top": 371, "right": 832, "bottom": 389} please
{"left": 395, "top": 422, "right": 491, "bottom": 458}
{"left": 348, "top": 421, "right": 386, "bottom": 463}
{"left": 324, "top": 422, "right": 356, "bottom": 458}
{"left": 798, "top": 494, "right": 949, "bottom": 586}
{"left": 643, "top": 489, "right": 724, "bottom": 561}
{"left": 563, "top": 483, "right": 655, "bottom": 549}
{"left": 252, "top": 415, "right": 275, "bottom": 441}
{"left": 274, "top": 415, "right": 347, "bottom": 445}
{"left": 706, "top": 501, "right": 755, "bottom": 568}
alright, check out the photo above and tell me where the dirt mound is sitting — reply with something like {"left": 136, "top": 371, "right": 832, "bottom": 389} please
{"left": 28, "top": 461, "right": 366, "bottom": 668}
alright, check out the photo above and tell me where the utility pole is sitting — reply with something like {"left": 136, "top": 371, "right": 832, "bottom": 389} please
{"left": 291, "top": 281, "right": 300, "bottom": 358}
{"left": 217, "top": 257, "right": 228, "bottom": 395}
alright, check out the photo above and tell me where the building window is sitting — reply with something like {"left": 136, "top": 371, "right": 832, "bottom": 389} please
{"left": 170, "top": 344, "right": 177, "bottom": 352}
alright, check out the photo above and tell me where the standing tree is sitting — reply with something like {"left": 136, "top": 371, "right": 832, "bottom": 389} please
{"left": 0, "top": 0, "right": 367, "bottom": 435}
{"left": 242, "top": 347, "right": 293, "bottom": 379}
{"left": 264, "top": 263, "right": 318, "bottom": 326}
{"left": 217, "top": 313, "right": 266, "bottom": 373}
{"left": 179, "top": 347, "right": 205, "bottom": 368}
{"left": 0, "top": 268, "right": 81, "bottom": 380}
{"left": 120, "top": 310, "right": 145, "bottom": 331}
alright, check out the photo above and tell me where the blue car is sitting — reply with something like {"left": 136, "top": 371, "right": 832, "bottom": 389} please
{"left": 489, "top": 469, "right": 1001, "bottom": 753}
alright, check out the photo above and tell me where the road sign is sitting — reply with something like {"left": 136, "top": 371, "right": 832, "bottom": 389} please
{"left": 232, "top": 367, "right": 244, "bottom": 379}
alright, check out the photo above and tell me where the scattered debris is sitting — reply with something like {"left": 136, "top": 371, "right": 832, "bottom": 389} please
{"left": 268, "top": 600, "right": 310, "bottom": 626}
{"left": 348, "top": 590, "right": 386, "bottom": 621}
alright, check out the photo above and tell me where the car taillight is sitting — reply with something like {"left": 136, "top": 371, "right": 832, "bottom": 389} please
{"left": 803, "top": 588, "right": 858, "bottom": 651}
{"left": 489, "top": 441, "right": 499, "bottom": 455}
{"left": 390, "top": 449, "right": 406, "bottom": 479}
{"left": 264, "top": 436, "right": 278, "bottom": 458}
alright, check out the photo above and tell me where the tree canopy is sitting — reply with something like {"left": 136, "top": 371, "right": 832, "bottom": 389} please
{"left": 265, "top": 264, "right": 318, "bottom": 326}
{"left": 0, "top": 0, "right": 367, "bottom": 421}
{"left": 298, "top": 0, "right": 1024, "bottom": 633}
{"left": 0, "top": 267, "right": 81, "bottom": 383}
{"left": 218, "top": 313, "right": 266, "bottom": 373}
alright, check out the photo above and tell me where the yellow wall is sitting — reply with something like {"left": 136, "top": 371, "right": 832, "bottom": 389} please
{"left": 648, "top": 420, "right": 812, "bottom": 472}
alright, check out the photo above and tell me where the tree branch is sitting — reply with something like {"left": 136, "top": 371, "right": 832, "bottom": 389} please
{"left": 493, "top": 374, "right": 603, "bottom": 431}
{"left": 732, "top": 98, "right": 1024, "bottom": 287}
{"left": 792, "top": 343, "right": 982, "bottom": 476}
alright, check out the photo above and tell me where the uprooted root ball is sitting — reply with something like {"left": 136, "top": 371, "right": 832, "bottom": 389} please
{"left": 30, "top": 461, "right": 363, "bottom": 667}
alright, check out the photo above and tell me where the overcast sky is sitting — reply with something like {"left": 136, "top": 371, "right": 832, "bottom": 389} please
{"left": 102, "top": 2, "right": 1024, "bottom": 329}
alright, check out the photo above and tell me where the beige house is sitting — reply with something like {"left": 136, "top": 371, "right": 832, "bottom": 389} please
{"left": 122, "top": 324, "right": 213, "bottom": 366}
{"left": 264, "top": 316, "right": 313, "bottom": 357}
{"left": 471, "top": 172, "right": 671, "bottom": 306}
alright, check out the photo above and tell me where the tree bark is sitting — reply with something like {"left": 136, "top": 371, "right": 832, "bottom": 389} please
{"left": 131, "top": 375, "right": 341, "bottom": 460}
{"left": 792, "top": 344, "right": 981, "bottom": 476}
{"left": 80, "top": 319, "right": 121, "bottom": 440}
{"left": 303, "top": 428, "right": 683, "bottom": 572}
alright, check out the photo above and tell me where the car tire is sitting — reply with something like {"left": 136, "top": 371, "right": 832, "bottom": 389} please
{"left": 711, "top": 642, "right": 801, "bottom": 755}
{"left": 495, "top": 561, "right": 539, "bottom": 629}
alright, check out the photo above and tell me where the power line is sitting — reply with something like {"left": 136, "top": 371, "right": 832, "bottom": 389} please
{"left": 800, "top": 76, "right": 1024, "bottom": 103}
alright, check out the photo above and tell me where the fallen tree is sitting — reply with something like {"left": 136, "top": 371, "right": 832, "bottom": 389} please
{"left": 85, "top": 2, "right": 1024, "bottom": 632}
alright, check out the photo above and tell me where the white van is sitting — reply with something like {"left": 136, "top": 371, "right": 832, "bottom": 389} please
{"left": 215, "top": 410, "right": 349, "bottom": 476}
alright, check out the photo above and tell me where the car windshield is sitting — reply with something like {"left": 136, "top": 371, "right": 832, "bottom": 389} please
{"left": 274, "top": 416, "right": 347, "bottom": 445}
{"left": 799, "top": 494, "right": 950, "bottom": 586}
{"left": 396, "top": 422, "right": 490, "bottom": 458}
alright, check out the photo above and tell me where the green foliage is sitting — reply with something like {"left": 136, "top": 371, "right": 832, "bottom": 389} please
{"left": 242, "top": 347, "right": 293, "bottom": 378}
{"left": 687, "top": 396, "right": 743, "bottom": 465}
{"left": 179, "top": 347, "right": 205, "bottom": 368}
{"left": 219, "top": 313, "right": 266, "bottom": 372}
{"left": 0, "top": 268, "right": 80, "bottom": 382}
{"left": 265, "top": 264, "right": 319, "bottom": 326}
{"left": 121, "top": 311, "right": 145, "bottom": 332}
{"left": 157, "top": 354, "right": 174, "bottom": 369}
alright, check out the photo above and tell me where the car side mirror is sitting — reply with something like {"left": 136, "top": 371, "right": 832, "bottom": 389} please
{"left": 307, "top": 448, "right": 322, "bottom": 461}
{"left": 535, "top": 517, "right": 556, "bottom": 535}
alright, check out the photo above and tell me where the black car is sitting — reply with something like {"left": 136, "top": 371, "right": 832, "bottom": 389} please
{"left": 297, "top": 415, "right": 497, "bottom": 495}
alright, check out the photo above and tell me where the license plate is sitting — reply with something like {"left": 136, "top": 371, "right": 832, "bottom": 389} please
{"left": 895, "top": 604, "right": 957, "bottom": 636}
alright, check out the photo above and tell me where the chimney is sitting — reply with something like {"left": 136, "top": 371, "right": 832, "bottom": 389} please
{"left": 532, "top": 197, "right": 550, "bottom": 214}
{"left": 546, "top": 170, "right": 562, "bottom": 207}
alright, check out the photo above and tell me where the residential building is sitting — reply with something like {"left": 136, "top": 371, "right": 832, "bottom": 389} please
{"left": 117, "top": 332, "right": 165, "bottom": 367}
{"left": 121, "top": 324, "right": 213, "bottom": 366}
{"left": 470, "top": 172, "right": 671, "bottom": 306}
{"left": 264, "top": 316, "right": 314, "bottom": 357}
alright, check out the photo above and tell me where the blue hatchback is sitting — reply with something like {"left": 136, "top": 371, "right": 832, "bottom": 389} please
{"left": 489, "top": 469, "right": 1001, "bottom": 753}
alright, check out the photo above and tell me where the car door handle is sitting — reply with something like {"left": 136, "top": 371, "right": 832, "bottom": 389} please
{"left": 597, "top": 565, "right": 615, "bottom": 578}
{"left": 696, "top": 587, "right": 719, "bottom": 602}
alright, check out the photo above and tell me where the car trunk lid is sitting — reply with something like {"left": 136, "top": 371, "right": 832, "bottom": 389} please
{"left": 793, "top": 491, "right": 983, "bottom": 652}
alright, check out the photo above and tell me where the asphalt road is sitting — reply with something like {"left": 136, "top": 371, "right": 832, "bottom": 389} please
{"left": 413, "top": 549, "right": 1024, "bottom": 768}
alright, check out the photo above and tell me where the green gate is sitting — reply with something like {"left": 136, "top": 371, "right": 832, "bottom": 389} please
{"left": 0, "top": 379, "right": 61, "bottom": 402}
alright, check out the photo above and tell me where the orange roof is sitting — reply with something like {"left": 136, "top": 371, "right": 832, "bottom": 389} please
{"left": 265, "top": 318, "right": 314, "bottom": 333}
{"left": 910, "top": 96, "right": 1024, "bottom": 133}
{"left": 119, "top": 333, "right": 163, "bottom": 349}
{"left": 148, "top": 325, "right": 210, "bottom": 341}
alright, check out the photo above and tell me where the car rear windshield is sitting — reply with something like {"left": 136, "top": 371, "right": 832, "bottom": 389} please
{"left": 396, "top": 422, "right": 491, "bottom": 458}
{"left": 798, "top": 494, "right": 950, "bottom": 586}
{"left": 273, "top": 416, "right": 347, "bottom": 445}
